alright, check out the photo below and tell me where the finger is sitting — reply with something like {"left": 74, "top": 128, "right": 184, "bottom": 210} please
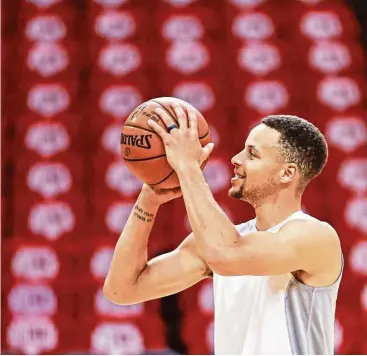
{"left": 148, "top": 119, "right": 171, "bottom": 141}
{"left": 154, "top": 107, "right": 179, "bottom": 134}
{"left": 201, "top": 142, "right": 215, "bottom": 161}
{"left": 171, "top": 102, "right": 188, "bottom": 131}
{"left": 187, "top": 105, "right": 198, "bottom": 136}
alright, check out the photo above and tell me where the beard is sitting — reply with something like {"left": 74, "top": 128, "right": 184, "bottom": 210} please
{"left": 229, "top": 177, "right": 278, "bottom": 208}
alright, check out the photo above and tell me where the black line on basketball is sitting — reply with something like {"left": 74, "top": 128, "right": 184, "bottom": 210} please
{"left": 199, "top": 131, "right": 210, "bottom": 140}
{"left": 123, "top": 154, "right": 167, "bottom": 162}
{"left": 123, "top": 124, "right": 157, "bottom": 134}
{"left": 152, "top": 100, "right": 209, "bottom": 139}
{"left": 150, "top": 169, "right": 175, "bottom": 186}
{"left": 151, "top": 100, "right": 178, "bottom": 123}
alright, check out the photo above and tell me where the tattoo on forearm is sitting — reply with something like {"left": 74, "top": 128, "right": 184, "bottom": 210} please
{"left": 133, "top": 204, "right": 154, "bottom": 223}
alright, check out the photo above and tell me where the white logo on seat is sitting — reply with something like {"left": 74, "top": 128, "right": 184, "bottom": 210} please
{"left": 100, "top": 85, "right": 142, "bottom": 118}
{"left": 345, "top": 197, "right": 367, "bottom": 234}
{"left": 166, "top": 41, "right": 210, "bottom": 74}
{"left": 91, "top": 322, "right": 144, "bottom": 355}
{"left": 162, "top": 15, "right": 204, "bottom": 41}
{"left": 27, "top": 42, "right": 69, "bottom": 77}
{"left": 27, "top": 84, "right": 70, "bottom": 117}
{"left": 29, "top": 202, "right": 75, "bottom": 240}
{"left": 7, "top": 317, "right": 58, "bottom": 355}
{"left": 106, "top": 161, "right": 142, "bottom": 196}
{"left": 338, "top": 159, "right": 367, "bottom": 194}
{"left": 99, "top": 43, "right": 141, "bottom": 76}
{"left": 172, "top": 82, "right": 215, "bottom": 112}
{"left": 245, "top": 80, "right": 289, "bottom": 114}
{"left": 238, "top": 42, "right": 281, "bottom": 75}
{"left": 12, "top": 246, "right": 59, "bottom": 281}
{"left": 102, "top": 124, "right": 121, "bottom": 155}
{"left": 8, "top": 284, "right": 57, "bottom": 316}
{"left": 26, "top": 15, "right": 66, "bottom": 42}
{"left": 106, "top": 202, "right": 134, "bottom": 233}
{"left": 90, "top": 246, "right": 114, "bottom": 280}
{"left": 232, "top": 12, "right": 274, "bottom": 40}
{"left": 300, "top": 11, "right": 342, "bottom": 40}
{"left": 95, "top": 11, "right": 136, "bottom": 40}
{"left": 317, "top": 77, "right": 361, "bottom": 111}
{"left": 325, "top": 116, "right": 367, "bottom": 153}
{"left": 309, "top": 41, "right": 351, "bottom": 74}
{"left": 27, "top": 162, "right": 72, "bottom": 198}
{"left": 25, "top": 123, "right": 70, "bottom": 157}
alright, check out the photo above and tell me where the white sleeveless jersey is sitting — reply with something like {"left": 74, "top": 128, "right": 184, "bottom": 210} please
{"left": 213, "top": 211, "right": 343, "bottom": 355}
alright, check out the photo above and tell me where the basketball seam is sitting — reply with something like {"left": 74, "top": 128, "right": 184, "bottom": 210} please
{"left": 123, "top": 124, "right": 157, "bottom": 134}
{"left": 151, "top": 100, "right": 178, "bottom": 124}
{"left": 123, "top": 154, "right": 166, "bottom": 162}
{"left": 150, "top": 169, "right": 175, "bottom": 186}
{"left": 151, "top": 99, "right": 210, "bottom": 139}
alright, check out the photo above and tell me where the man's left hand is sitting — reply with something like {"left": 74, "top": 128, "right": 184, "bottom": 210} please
{"left": 147, "top": 103, "right": 214, "bottom": 173}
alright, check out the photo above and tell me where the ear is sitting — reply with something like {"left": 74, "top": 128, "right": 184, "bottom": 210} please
{"left": 280, "top": 163, "right": 298, "bottom": 184}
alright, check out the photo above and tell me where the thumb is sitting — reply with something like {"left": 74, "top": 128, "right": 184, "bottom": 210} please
{"left": 202, "top": 142, "right": 215, "bottom": 160}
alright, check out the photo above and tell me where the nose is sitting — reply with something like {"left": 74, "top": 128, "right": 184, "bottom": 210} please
{"left": 231, "top": 154, "right": 242, "bottom": 167}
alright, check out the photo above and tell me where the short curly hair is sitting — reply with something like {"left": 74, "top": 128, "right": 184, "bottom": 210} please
{"left": 262, "top": 115, "right": 328, "bottom": 188}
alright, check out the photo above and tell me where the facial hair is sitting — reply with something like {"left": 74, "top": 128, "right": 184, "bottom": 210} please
{"left": 229, "top": 176, "right": 278, "bottom": 208}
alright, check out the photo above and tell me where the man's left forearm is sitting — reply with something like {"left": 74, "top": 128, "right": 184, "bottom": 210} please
{"left": 176, "top": 162, "right": 240, "bottom": 260}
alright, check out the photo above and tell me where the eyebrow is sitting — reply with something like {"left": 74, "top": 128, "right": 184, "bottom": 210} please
{"left": 247, "top": 145, "right": 260, "bottom": 154}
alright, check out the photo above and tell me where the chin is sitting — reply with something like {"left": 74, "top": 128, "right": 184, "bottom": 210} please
{"left": 228, "top": 187, "right": 243, "bottom": 200}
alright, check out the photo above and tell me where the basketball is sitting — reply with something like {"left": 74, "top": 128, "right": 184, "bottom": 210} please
{"left": 121, "top": 97, "right": 212, "bottom": 189}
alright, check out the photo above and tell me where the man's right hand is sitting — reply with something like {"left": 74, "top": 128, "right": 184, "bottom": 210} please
{"left": 140, "top": 183, "right": 182, "bottom": 207}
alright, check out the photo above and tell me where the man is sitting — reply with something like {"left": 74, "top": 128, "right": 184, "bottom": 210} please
{"left": 103, "top": 103, "right": 343, "bottom": 355}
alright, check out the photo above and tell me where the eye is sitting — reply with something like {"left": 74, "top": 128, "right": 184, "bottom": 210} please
{"left": 247, "top": 150, "right": 255, "bottom": 159}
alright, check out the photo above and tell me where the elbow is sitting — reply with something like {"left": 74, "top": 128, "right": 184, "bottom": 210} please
{"left": 205, "top": 246, "right": 232, "bottom": 276}
{"left": 103, "top": 281, "right": 139, "bottom": 306}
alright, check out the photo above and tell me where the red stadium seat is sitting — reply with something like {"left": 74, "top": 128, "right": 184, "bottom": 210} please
{"left": 288, "top": 5, "right": 360, "bottom": 43}
{"left": 2, "top": 239, "right": 78, "bottom": 284}
{"left": 3, "top": 316, "right": 62, "bottom": 355}
{"left": 232, "top": 40, "right": 295, "bottom": 82}
{"left": 13, "top": 158, "right": 84, "bottom": 202}
{"left": 228, "top": 9, "right": 279, "bottom": 44}
{"left": 12, "top": 198, "right": 86, "bottom": 243}
{"left": 89, "top": 42, "right": 153, "bottom": 87}
{"left": 298, "top": 40, "right": 365, "bottom": 78}
{"left": 18, "top": 41, "right": 82, "bottom": 82}
{"left": 307, "top": 76, "right": 365, "bottom": 119}
{"left": 87, "top": 0, "right": 150, "bottom": 12}
{"left": 88, "top": 8, "right": 150, "bottom": 48}
{"left": 14, "top": 118, "right": 83, "bottom": 160}
{"left": 91, "top": 156, "right": 143, "bottom": 199}
{"left": 324, "top": 113, "right": 367, "bottom": 155}
{"left": 156, "top": 7, "right": 222, "bottom": 42}
{"left": 181, "top": 311, "right": 214, "bottom": 354}
{"left": 157, "top": 40, "right": 226, "bottom": 81}
{"left": 21, "top": 13, "right": 75, "bottom": 42}
{"left": 3, "top": 0, "right": 367, "bottom": 354}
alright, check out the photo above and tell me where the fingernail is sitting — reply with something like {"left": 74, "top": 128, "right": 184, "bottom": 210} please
{"left": 147, "top": 119, "right": 153, "bottom": 126}
{"left": 154, "top": 108, "right": 162, "bottom": 114}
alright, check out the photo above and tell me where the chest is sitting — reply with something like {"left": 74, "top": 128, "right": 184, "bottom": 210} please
{"left": 213, "top": 273, "right": 292, "bottom": 312}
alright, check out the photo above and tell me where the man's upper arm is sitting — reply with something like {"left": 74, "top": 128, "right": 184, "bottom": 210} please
{"left": 208, "top": 220, "right": 341, "bottom": 277}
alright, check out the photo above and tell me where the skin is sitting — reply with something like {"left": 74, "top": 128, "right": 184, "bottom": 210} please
{"left": 103, "top": 104, "right": 342, "bottom": 305}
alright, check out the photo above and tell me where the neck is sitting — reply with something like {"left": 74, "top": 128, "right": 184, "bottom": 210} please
{"left": 253, "top": 194, "right": 302, "bottom": 231}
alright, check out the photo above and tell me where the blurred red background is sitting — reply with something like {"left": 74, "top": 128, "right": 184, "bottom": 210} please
{"left": 1, "top": 0, "right": 367, "bottom": 354}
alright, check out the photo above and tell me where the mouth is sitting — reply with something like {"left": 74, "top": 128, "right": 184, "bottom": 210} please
{"left": 231, "top": 171, "right": 246, "bottom": 183}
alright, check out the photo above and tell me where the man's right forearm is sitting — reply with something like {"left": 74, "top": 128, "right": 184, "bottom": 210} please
{"left": 103, "top": 191, "right": 160, "bottom": 302}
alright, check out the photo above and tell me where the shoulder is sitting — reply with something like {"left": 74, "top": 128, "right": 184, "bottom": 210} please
{"left": 279, "top": 218, "right": 341, "bottom": 251}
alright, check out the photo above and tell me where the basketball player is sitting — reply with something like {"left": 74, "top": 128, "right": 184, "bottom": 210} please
{"left": 104, "top": 104, "right": 343, "bottom": 355}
